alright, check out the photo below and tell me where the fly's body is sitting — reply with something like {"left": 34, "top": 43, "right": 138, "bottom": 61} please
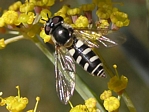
{"left": 68, "top": 38, "right": 104, "bottom": 76}
{"left": 45, "top": 16, "right": 105, "bottom": 77}
{"left": 44, "top": 16, "right": 120, "bottom": 104}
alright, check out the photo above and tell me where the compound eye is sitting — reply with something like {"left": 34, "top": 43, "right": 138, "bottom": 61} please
{"left": 52, "top": 16, "right": 63, "bottom": 24}
{"left": 45, "top": 26, "right": 51, "bottom": 35}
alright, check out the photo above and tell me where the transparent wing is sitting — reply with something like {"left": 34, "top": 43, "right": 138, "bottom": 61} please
{"left": 99, "top": 31, "right": 126, "bottom": 47}
{"left": 55, "top": 46, "right": 76, "bottom": 104}
{"left": 74, "top": 29, "right": 126, "bottom": 48}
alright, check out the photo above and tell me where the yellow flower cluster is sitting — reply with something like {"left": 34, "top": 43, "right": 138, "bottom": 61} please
{"left": 95, "top": 0, "right": 130, "bottom": 29}
{"left": 100, "top": 90, "right": 120, "bottom": 112}
{"left": 0, "top": 86, "right": 40, "bottom": 112}
{"left": 0, "top": 0, "right": 65, "bottom": 47}
{"left": 0, "top": 1, "right": 132, "bottom": 111}
{"left": 50, "top": 0, "right": 130, "bottom": 30}
{"left": 1, "top": 10, "right": 19, "bottom": 26}
{"left": 0, "top": 0, "right": 130, "bottom": 47}
{"left": 0, "top": 0, "right": 56, "bottom": 27}
{"left": 70, "top": 98, "right": 99, "bottom": 112}
{"left": 74, "top": 15, "right": 89, "bottom": 28}
{"left": 99, "top": 64, "right": 128, "bottom": 112}
{"left": 108, "top": 65, "right": 128, "bottom": 94}
{"left": 110, "top": 11, "right": 130, "bottom": 28}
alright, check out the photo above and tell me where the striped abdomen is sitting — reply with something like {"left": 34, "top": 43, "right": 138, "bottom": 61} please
{"left": 68, "top": 38, "right": 105, "bottom": 77}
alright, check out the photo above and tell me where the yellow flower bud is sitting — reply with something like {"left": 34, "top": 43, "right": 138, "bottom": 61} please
{"left": 18, "top": 13, "right": 29, "bottom": 23}
{"left": 80, "top": 3, "right": 95, "bottom": 11}
{"left": 40, "top": 29, "right": 51, "bottom": 43}
{"left": 0, "top": 17, "right": 5, "bottom": 27}
{"left": 19, "top": 2, "right": 34, "bottom": 13}
{"left": 100, "top": 90, "right": 112, "bottom": 100}
{"left": 70, "top": 105, "right": 87, "bottom": 112}
{"left": 74, "top": 15, "right": 89, "bottom": 28}
{"left": 67, "top": 8, "right": 81, "bottom": 16}
{"left": 27, "top": 12, "right": 35, "bottom": 24}
{"left": 64, "top": 17, "right": 72, "bottom": 24}
{"left": 110, "top": 11, "right": 130, "bottom": 27}
{"left": 2, "top": 10, "right": 19, "bottom": 25}
{"left": 108, "top": 65, "right": 128, "bottom": 94}
{"left": 98, "top": 19, "right": 109, "bottom": 29}
{"left": 3, "top": 86, "right": 29, "bottom": 112}
{"left": 85, "top": 98, "right": 97, "bottom": 108}
{"left": 9, "top": 1, "right": 22, "bottom": 11}
{"left": 0, "top": 38, "right": 6, "bottom": 49}
{"left": 58, "top": 5, "right": 70, "bottom": 14}
{"left": 104, "top": 96, "right": 120, "bottom": 111}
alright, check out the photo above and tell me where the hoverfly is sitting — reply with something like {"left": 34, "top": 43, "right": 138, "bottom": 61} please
{"left": 44, "top": 16, "right": 125, "bottom": 104}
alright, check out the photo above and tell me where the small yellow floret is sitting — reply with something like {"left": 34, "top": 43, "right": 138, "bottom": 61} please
{"left": 2, "top": 10, "right": 19, "bottom": 25}
{"left": 9, "top": 1, "right": 22, "bottom": 11}
{"left": 67, "top": 8, "right": 81, "bottom": 16}
{"left": 74, "top": 15, "right": 89, "bottom": 28}
{"left": 64, "top": 17, "right": 72, "bottom": 24}
{"left": 80, "top": 3, "right": 95, "bottom": 11}
{"left": 5, "top": 96, "right": 28, "bottom": 112}
{"left": 40, "top": 29, "right": 51, "bottom": 43}
{"left": 42, "top": 0, "right": 55, "bottom": 6}
{"left": 3, "top": 86, "right": 29, "bottom": 112}
{"left": 70, "top": 104, "right": 87, "bottom": 112}
{"left": 108, "top": 75, "right": 128, "bottom": 93}
{"left": 35, "top": 0, "right": 55, "bottom": 6}
{"left": 110, "top": 11, "right": 130, "bottom": 27}
{"left": 55, "top": 5, "right": 70, "bottom": 15}
{"left": 96, "top": 7, "right": 112, "bottom": 19}
{"left": 104, "top": 96, "right": 120, "bottom": 111}
{"left": 100, "top": 90, "right": 112, "bottom": 100}
{"left": 98, "top": 19, "right": 109, "bottom": 29}
{"left": 85, "top": 98, "right": 97, "bottom": 108}
{"left": 108, "top": 64, "right": 128, "bottom": 93}
{"left": 18, "top": 13, "right": 29, "bottom": 23}
{"left": 27, "top": 12, "right": 35, "bottom": 24}
{"left": 96, "top": 2, "right": 114, "bottom": 20}
{"left": 19, "top": 2, "right": 34, "bottom": 13}
{"left": 0, "top": 38, "right": 6, "bottom": 49}
{"left": 113, "top": 64, "right": 117, "bottom": 68}
{"left": 18, "top": 12, "right": 34, "bottom": 24}
{"left": 0, "top": 17, "right": 5, "bottom": 27}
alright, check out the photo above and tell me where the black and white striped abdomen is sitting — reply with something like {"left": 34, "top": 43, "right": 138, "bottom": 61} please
{"left": 68, "top": 39, "right": 105, "bottom": 77}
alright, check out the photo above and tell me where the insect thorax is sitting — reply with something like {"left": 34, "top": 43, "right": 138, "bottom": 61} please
{"left": 52, "top": 24, "right": 74, "bottom": 47}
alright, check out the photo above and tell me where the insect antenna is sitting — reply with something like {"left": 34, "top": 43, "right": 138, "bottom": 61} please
{"left": 47, "top": 13, "right": 50, "bottom": 19}
{"left": 41, "top": 13, "right": 50, "bottom": 21}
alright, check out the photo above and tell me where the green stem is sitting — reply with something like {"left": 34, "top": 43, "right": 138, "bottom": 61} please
{"left": 32, "top": 36, "right": 106, "bottom": 112}
{"left": 122, "top": 91, "right": 136, "bottom": 112}
{"left": 5, "top": 35, "right": 25, "bottom": 45}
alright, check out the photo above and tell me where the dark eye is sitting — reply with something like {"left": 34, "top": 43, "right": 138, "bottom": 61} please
{"left": 45, "top": 26, "right": 51, "bottom": 35}
{"left": 52, "top": 16, "right": 63, "bottom": 24}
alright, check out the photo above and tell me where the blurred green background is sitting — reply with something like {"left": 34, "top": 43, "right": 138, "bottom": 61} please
{"left": 0, "top": 0, "right": 149, "bottom": 112}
